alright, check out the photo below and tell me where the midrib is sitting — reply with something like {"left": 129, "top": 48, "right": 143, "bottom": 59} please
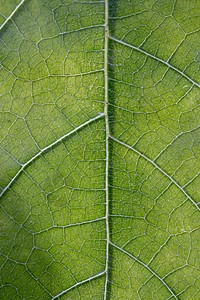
{"left": 104, "top": 0, "right": 110, "bottom": 298}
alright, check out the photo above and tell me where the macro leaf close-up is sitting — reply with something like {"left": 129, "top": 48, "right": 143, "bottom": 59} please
{"left": 0, "top": 0, "right": 200, "bottom": 299}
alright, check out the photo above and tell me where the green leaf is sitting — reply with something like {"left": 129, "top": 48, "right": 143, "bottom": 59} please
{"left": 0, "top": 0, "right": 200, "bottom": 299}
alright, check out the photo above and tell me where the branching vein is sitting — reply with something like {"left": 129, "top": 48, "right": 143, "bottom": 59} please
{"left": 110, "top": 135, "right": 200, "bottom": 212}
{"left": 33, "top": 217, "right": 106, "bottom": 235}
{"left": 109, "top": 35, "right": 200, "bottom": 88}
{"left": 0, "top": 0, "right": 25, "bottom": 31}
{"left": 110, "top": 242, "right": 178, "bottom": 299}
{"left": 0, "top": 113, "right": 104, "bottom": 198}
{"left": 52, "top": 271, "right": 106, "bottom": 300}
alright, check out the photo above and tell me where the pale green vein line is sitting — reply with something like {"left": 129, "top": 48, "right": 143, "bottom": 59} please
{"left": 110, "top": 242, "right": 178, "bottom": 300}
{"left": 0, "top": 0, "right": 25, "bottom": 31}
{"left": 162, "top": 265, "right": 189, "bottom": 281}
{"left": 148, "top": 228, "right": 200, "bottom": 267}
{"left": 5, "top": 69, "right": 104, "bottom": 83}
{"left": 0, "top": 113, "right": 104, "bottom": 198}
{"left": 104, "top": 0, "right": 110, "bottom": 299}
{"left": 31, "top": 69, "right": 104, "bottom": 82}
{"left": 34, "top": 217, "right": 106, "bottom": 235}
{"left": 52, "top": 271, "right": 106, "bottom": 299}
{"left": 110, "top": 135, "right": 200, "bottom": 212}
{"left": 109, "top": 36, "right": 200, "bottom": 88}
{"left": 182, "top": 172, "right": 200, "bottom": 188}
{"left": 153, "top": 123, "right": 200, "bottom": 163}
{"left": 26, "top": 267, "right": 53, "bottom": 298}
{"left": 109, "top": 11, "right": 142, "bottom": 20}
{"left": 47, "top": 24, "right": 105, "bottom": 38}
{"left": 110, "top": 214, "right": 144, "bottom": 219}
{"left": 0, "top": 203, "right": 31, "bottom": 234}
{"left": 147, "top": 235, "right": 171, "bottom": 267}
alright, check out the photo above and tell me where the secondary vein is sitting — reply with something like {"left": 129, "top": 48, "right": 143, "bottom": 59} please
{"left": 0, "top": 113, "right": 104, "bottom": 198}
{"left": 109, "top": 35, "right": 200, "bottom": 88}
{"left": 52, "top": 271, "right": 106, "bottom": 300}
{"left": 110, "top": 135, "right": 200, "bottom": 212}
{"left": 0, "top": 0, "right": 25, "bottom": 31}
{"left": 110, "top": 242, "right": 179, "bottom": 300}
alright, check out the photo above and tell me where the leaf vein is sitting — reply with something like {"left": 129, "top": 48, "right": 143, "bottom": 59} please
{"left": 51, "top": 271, "right": 106, "bottom": 300}
{"left": 0, "top": 0, "right": 25, "bottom": 31}
{"left": 33, "top": 217, "right": 106, "bottom": 235}
{"left": 110, "top": 242, "right": 178, "bottom": 300}
{"left": 0, "top": 113, "right": 104, "bottom": 198}
{"left": 104, "top": 0, "right": 110, "bottom": 298}
{"left": 109, "top": 36, "right": 200, "bottom": 88}
{"left": 110, "top": 135, "right": 200, "bottom": 212}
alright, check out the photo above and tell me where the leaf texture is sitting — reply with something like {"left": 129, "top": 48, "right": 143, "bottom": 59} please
{"left": 0, "top": 0, "right": 200, "bottom": 299}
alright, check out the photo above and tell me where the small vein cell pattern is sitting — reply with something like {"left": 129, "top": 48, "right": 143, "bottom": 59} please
{"left": 0, "top": 0, "right": 200, "bottom": 299}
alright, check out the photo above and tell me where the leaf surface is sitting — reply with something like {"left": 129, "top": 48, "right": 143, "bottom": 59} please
{"left": 0, "top": 0, "right": 200, "bottom": 299}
